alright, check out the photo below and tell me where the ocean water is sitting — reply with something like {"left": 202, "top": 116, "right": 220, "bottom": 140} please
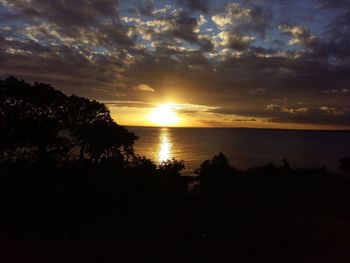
{"left": 127, "top": 126, "right": 350, "bottom": 175}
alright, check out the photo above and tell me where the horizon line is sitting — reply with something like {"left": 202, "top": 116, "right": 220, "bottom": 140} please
{"left": 124, "top": 125, "right": 350, "bottom": 132}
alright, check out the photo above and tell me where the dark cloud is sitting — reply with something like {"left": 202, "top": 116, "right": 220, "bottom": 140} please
{"left": 1, "top": 0, "right": 120, "bottom": 26}
{"left": 312, "top": 0, "right": 350, "bottom": 63}
{"left": 234, "top": 118, "right": 257, "bottom": 122}
{"left": 238, "top": 4, "right": 272, "bottom": 37}
{"left": 176, "top": 0, "right": 208, "bottom": 13}
{"left": 265, "top": 104, "right": 350, "bottom": 125}
{"left": 198, "top": 37, "right": 214, "bottom": 52}
{"left": 208, "top": 104, "right": 350, "bottom": 126}
{"left": 129, "top": 0, "right": 155, "bottom": 16}
{"left": 102, "top": 101, "right": 153, "bottom": 108}
{"left": 97, "top": 22, "right": 135, "bottom": 47}
{"left": 171, "top": 15, "right": 199, "bottom": 43}
{"left": 324, "top": 11, "right": 350, "bottom": 58}
{"left": 1, "top": 0, "right": 134, "bottom": 47}
{"left": 226, "top": 33, "right": 255, "bottom": 51}
{"left": 317, "top": 0, "right": 350, "bottom": 9}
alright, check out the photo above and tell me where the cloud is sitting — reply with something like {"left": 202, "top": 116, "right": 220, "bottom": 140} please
{"left": 319, "top": 106, "right": 345, "bottom": 116}
{"left": 134, "top": 84, "right": 155, "bottom": 92}
{"left": 249, "top": 88, "right": 267, "bottom": 94}
{"left": 211, "top": 2, "right": 271, "bottom": 37}
{"left": 1, "top": 0, "right": 134, "bottom": 49}
{"left": 217, "top": 31, "right": 255, "bottom": 51}
{"left": 265, "top": 104, "right": 310, "bottom": 114}
{"left": 101, "top": 100, "right": 153, "bottom": 108}
{"left": 234, "top": 118, "right": 257, "bottom": 122}
{"left": 152, "top": 5, "right": 172, "bottom": 15}
{"left": 212, "top": 16, "right": 232, "bottom": 28}
{"left": 212, "top": 3, "right": 251, "bottom": 28}
{"left": 0, "top": 0, "right": 120, "bottom": 27}
{"left": 317, "top": 0, "right": 350, "bottom": 10}
{"left": 176, "top": 0, "right": 208, "bottom": 13}
{"left": 279, "top": 24, "right": 318, "bottom": 47}
{"left": 207, "top": 102, "right": 350, "bottom": 126}
{"left": 171, "top": 15, "right": 199, "bottom": 43}
{"left": 122, "top": 8, "right": 214, "bottom": 52}
{"left": 324, "top": 88, "right": 349, "bottom": 93}
{"left": 263, "top": 104, "right": 350, "bottom": 125}
{"left": 211, "top": 2, "right": 271, "bottom": 52}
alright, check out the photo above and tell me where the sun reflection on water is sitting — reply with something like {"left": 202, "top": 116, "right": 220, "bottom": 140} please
{"left": 158, "top": 128, "right": 172, "bottom": 162}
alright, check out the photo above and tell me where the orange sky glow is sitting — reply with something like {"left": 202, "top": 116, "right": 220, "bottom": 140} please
{"left": 108, "top": 101, "right": 349, "bottom": 130}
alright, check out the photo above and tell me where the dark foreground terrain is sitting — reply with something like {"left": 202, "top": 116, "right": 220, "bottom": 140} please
{"left": 1, "top": 161, "right": 350, "bottom": 263}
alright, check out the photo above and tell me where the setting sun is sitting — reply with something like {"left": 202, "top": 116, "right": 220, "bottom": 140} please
{"left": 149, "top": 104, "right": 180, "bottom": 126}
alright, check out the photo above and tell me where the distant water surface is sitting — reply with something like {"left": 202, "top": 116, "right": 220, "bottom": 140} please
{"left": 127, "top": 127, "right": 350, "bottom": 175}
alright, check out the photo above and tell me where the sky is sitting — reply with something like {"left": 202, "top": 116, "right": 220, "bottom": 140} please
{"left": 0, "top": 0, "right": 350, "bottom": 129}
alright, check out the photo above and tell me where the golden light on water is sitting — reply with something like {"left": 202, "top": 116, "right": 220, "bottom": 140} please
{"left": 149, "top": 104, "right": 180, "bottom": 126}
{"left": 158, "top": 128, "right": 172, "bottom": 162}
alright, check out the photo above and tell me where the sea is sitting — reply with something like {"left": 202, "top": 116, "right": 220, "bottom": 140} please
{"left": 127, "top": 126, "right": 350, "bottom": 175}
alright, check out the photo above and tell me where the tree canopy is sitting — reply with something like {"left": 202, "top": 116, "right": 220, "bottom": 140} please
{"left": 0, "top": 76, "right": 137, "bottom": 164}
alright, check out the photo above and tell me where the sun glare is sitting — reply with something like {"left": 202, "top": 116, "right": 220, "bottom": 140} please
{"left": 149, "top": 104, "right": 180, "bottom": 126}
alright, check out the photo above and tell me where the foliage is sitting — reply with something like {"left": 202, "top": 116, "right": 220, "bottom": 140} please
{"left": 158, "top": 159, "right": 185, "bottom": 177}
{"left": 129, "top": 156, "right": 185, "bottom": 178}
{"left": 195, "top": 153, "right": 236, "bottom": 191}
{"left": 129, "top": 155, "right": 158, "bottom": 176}
{"left": 0, "top": 76, "right": 137, "bottom": 164}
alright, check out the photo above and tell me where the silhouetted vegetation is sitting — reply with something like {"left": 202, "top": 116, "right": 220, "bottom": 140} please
{"left": 1, "top": 77, "right": 350, "bottom": 262}
{"left": 0, "top": 77, "right": 137, "bottom": 165}
{"left": 195, "top": 153, "right": 237, "bottom": 191}
{"left": 340, "top": 157, "right": 350, "bottom": 171}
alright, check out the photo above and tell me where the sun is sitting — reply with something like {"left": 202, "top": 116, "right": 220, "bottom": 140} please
{"left": 149, "top": 104, "right": 180, "bottom": 126}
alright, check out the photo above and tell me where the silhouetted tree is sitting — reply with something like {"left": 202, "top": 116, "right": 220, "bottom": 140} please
{"left": 158, "top": 159, "right": 185, "bottom": 177}
{"left": 157, "top": 159, "right": 187, "bottom": 195}
{"left": 130, "top": 155, "right": 158, "bottom": 176}
{"left": 64, "top": 95, "right": 137, "bottom": 162}
{"left": 0, "top": 76, "right": 137, "bottom": 164}
{"left": 0, "top": 77, "right": 68, "bottom": 163}
{"left": 195, "top": 153, "right": 236, "bottom": 191}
